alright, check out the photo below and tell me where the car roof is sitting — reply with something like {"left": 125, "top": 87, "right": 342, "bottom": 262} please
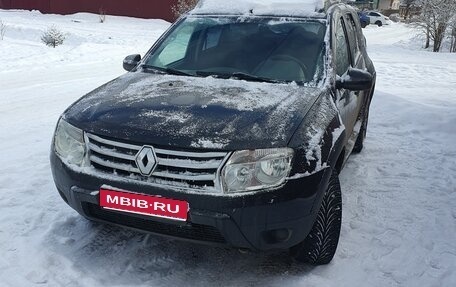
{"left": 190, "top": 0, "right": 330, "bottom": 18}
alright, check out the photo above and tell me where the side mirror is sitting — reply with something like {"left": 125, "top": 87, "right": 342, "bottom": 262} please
{"left": 123, "top": 54, "right": 141, "bottom": 71}
{"left": 336, "top": 68, "right": 373, "bottom": 91}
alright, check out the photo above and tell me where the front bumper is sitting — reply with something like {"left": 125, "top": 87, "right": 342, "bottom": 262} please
{"left": 50, "top": 151, "right": 332, "bottom": 251}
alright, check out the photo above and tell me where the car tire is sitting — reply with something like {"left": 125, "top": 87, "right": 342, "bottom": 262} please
{"left": 361, "top": 21, "right": 367, "bottom": 28}
{"left": 375, "top": 21, "right": 383, "bottom": 27}
{"left": 290, "top": 170, "right": 342, "bottom": 265}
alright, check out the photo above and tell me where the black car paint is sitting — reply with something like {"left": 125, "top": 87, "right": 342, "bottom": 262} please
{"left": 51, "top": 4, "right": 375, "bottom": 251}
{"left": 330, "top": 6, "right": 376, "bottom": 155}
{"left": 63, "top": 72, "right": 324, "bottom": 151}
{"left": 51, "top": 150, "right": 334, "bottom": 250}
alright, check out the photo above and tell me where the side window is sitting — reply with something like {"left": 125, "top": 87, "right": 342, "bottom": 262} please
{"left": 148, "top": 24, "right": 195, "bottom": 66}
{"left": 345, "top": 13, "right": 360, "bottom": 61}
{"left": 335, "top": 17, "right": 351, "bottom": 76}
{"left": 369, "top": 12, "right": 379, "bottom": 17}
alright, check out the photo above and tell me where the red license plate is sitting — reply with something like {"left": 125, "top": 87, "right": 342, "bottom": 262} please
{"left": 99, "top": 188, "right": 189, "bottom": 221}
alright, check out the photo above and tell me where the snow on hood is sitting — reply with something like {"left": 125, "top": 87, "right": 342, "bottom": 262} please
{"left": 64, "top": 71, "right": 323, "bottom": 150}
{"left": 191, "top": 0, "right": 325, "bottom": 17}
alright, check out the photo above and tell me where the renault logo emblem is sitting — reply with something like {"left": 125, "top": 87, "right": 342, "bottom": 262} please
{"left": 135, "top": 146, "right": 157, "bottom": 176}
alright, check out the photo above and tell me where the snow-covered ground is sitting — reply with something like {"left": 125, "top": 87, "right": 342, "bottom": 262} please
{"left": 1, "top": 10, "right": 455, "bottom": 287}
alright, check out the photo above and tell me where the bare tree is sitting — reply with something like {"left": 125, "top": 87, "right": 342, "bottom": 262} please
{"left": 450, "top": 22, "right": 456, "bottom": 52}
{"left": 402, "top": 0, "right": 418, "bottom": 20}
{"left": 41, "top": 26, "right": 65, "bottom": 48}
{"left": 413, "top": 0, "right": 456, "bottom": 52}
{"left": 0, "top": 20, "right": 6, "bottom": 40}
{"left": 171, "top": 0, "right": 199, "bottom": 19}
{"left": 425, "top": 24, "right": 431, "bottom": 48}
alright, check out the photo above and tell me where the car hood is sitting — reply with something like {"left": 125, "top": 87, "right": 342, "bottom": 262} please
{"left": 64, "top": 72, "right": 322, "bottom": 150}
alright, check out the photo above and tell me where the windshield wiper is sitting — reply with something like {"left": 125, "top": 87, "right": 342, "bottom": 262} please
{"left": 231, "top": 72, "right": 283, "bottom": 83}
{"left": 196, "top": 71, "right": 282, "bottom": 83}
{"left": 195, "top": 71, "right": 231, "bottom": 78}
{"left": 142, "top": 65, "right": 193, "bottom": 76}
{"left": 164, "top": 67, "right": 193, "bottom": 76}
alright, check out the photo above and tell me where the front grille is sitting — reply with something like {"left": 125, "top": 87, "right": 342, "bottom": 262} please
{"left": 84, "top": 203, "right": 226, "bottom": 243}
{"left": 85, "top": 133, "right": 230, "bottom": 192}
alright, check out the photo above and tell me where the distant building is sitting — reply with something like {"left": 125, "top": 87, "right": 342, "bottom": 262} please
{"left": 399, "top": 3, "right": 422, "bottom": 18}
{"left": 378, "top": 0, "right": 400, "bottom": 10}
{"left": 391, "top": 0, "right": 401, "bottom": 9}
{"left": 352, "top": 0, "right": 400, "bottom": 11}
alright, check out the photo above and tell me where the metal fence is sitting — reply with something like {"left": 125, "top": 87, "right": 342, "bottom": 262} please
{"left": 0, "top": 0, "right": 179, "bottom": 22}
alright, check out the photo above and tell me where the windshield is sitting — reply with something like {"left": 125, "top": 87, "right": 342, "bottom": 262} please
{"left": 144, "top": 17, "right": 326, "bottom": 85}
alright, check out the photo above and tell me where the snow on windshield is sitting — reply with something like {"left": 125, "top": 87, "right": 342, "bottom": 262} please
{"left": 192, "top": 0, "right": 325, "bottom": 17}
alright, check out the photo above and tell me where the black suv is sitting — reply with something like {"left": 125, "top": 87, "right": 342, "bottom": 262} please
{"left": 51, "top": 1, "right": 375, "bottom": 264}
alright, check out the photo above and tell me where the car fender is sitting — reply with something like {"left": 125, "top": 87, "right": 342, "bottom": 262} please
{"left": 288, "top": 91, "right": 346, "bottom": 174}
{"left": 287, "top": 91, "right": 346, "bottom": 214}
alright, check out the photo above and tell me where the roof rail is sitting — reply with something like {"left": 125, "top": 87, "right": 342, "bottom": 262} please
{"left": 193, "top": 0, "right": 336, "bottom": 16}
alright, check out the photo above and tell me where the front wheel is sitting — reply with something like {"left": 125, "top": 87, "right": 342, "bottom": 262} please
{"left": 290, "top": 170, "right": 342, "bottom": 265}
{"left": 376, "top": 21, "right": 383, "bottom": 27}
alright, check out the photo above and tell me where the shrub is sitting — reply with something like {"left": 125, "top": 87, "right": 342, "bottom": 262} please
{"left": 99, "top": 8, "right": 106, "bottom": 23}
{"left": 41, "top": 25, "right": 65, "bottom": 48}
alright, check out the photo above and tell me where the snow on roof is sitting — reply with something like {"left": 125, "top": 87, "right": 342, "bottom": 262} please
{"left": 191, "top": 0, "right": 327, "bottom": 17}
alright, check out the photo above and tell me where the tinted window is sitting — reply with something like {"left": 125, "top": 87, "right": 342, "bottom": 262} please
{"left": 345, "top": 13, "right": 360, "bottom": 60}
{"left": 145, "top": 17, "right": 326, "bottom": 84}
{"left": 334, "top": 17, "right": 351, "bottom": 76}
{"left": 369, "top": 12, "right": 380, "bottom": 17}
{"left": 150, "top": 24, "right": 195, "bottom": 66}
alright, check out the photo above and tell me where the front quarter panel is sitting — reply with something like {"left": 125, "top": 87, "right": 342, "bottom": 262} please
{"left": 288, "top": 90, "right": 345, "bottom": 178}
{"left": 287, "top": 89, "right": 345, "bottom": 215}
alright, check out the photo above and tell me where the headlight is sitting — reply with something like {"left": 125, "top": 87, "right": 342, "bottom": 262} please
{"left": 222, "top": 148, "right": 293, "bottom": 193}
{"left": 54, "top": 118, "right": 86, "bottom": 166}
